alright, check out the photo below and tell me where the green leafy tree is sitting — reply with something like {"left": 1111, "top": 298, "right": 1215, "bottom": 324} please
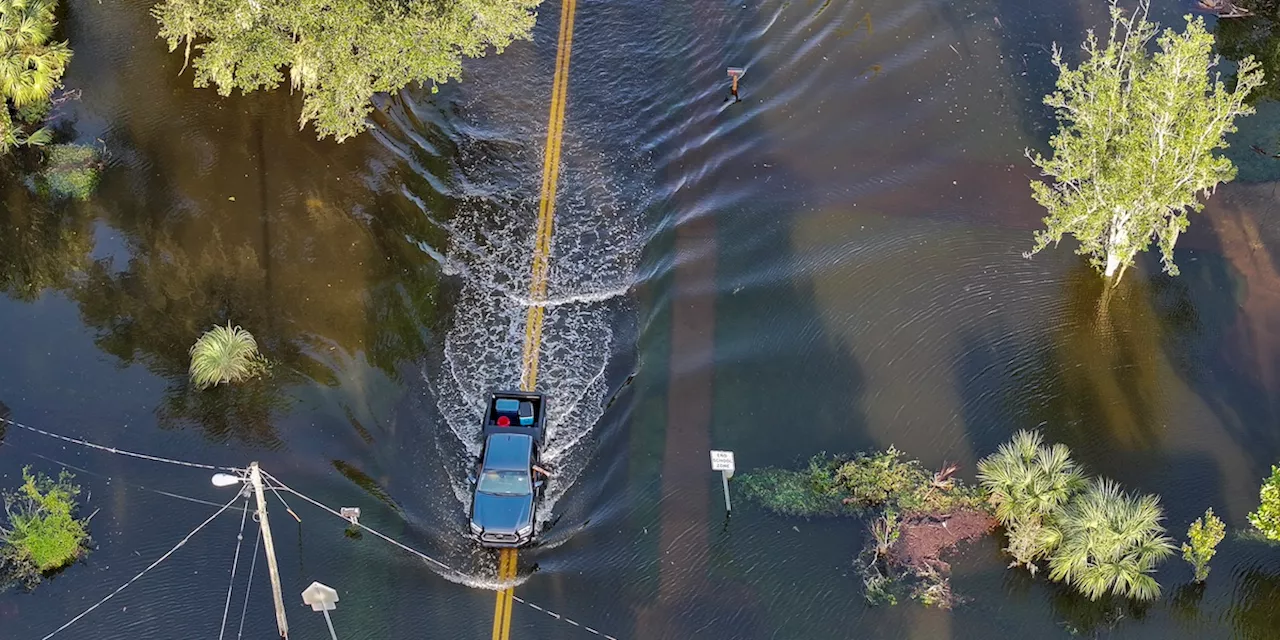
{"left": 1, "top": 467, "right": 88, "bottom": 581}
{"left": 0, "top": 0, "right": 70, "bottom": 154}
{"left": 1047, "top": 478, "right": 1175, "bottom": 601}
{"left": 1182, "top": 507, "right": 1226, "bottom": 582}
{"left": 153, "top": 0, "right": 540, "bottom": 142}
{"left": 1026, "top": 0, "right": 1264, "bottom": 283}
{"left": 1248, "top": 464, "right": 1280, "bottom": 540}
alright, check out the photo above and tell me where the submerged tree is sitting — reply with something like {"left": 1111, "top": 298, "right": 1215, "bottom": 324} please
{"left": 1047, "top": 478, "right": 1175, "bottom": 601}
{"left": 0, "top": 0, "right": 71, "bottom": 154}
{"left": 1026, "top": 0, "right": 1264, "bottom": 283}
{"left": 1182, "top": 507, "right": 1225, "bottom": 583}
{"left": 153, "top": 0, "right": 541, "bottom": 142}
{"left": 1248, "top": 464, "right": 1280, "bottom": 540}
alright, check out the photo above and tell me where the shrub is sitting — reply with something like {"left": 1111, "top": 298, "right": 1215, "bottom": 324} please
{"left": 1248, "top": 464, "right": 1280, "bottom": 541}
{"left": 1, "top": 467, "right": 89, "bottom": 581}
{"left": 1047, "top": 479, "right": 1174, "bottom": 601}
{"left": 1182, "top": 508, "right": 1225, "bottom": 583}
{"left": 739, "top": 449, "right": 986, "bottom": 519}
{"left": 188, "top": 323, "right": 267, "bottom": 389}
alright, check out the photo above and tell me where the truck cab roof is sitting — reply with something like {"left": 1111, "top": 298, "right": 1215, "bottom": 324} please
{"left": 483, "top": 433, "right": 535, "bottom": 471}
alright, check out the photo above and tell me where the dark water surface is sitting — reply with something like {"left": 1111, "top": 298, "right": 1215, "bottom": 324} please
{"left": 2, "top": 0, "right": 1280, "bottom": 638}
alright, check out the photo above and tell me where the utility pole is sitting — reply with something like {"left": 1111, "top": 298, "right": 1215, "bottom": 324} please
{"left": 250, "top": 462, "right": 289, "bottom": 638}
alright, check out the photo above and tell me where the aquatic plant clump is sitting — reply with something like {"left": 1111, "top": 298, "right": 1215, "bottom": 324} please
{"left": 738, "top": 448, "right": 987, "bottom": 519}
{"left": 1, "top": 467, "right": 89, "bottom": 583}
{"left": 38, "top": 143, "right": 100, "bottom": 200}
{"left": 1248, "top": 464, "right": 1280, "bottom": 541}
{"left": 188, "top": 323, "right": 267, "bottom": 390}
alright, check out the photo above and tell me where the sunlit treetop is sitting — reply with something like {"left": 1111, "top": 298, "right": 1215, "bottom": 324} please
{"left": 1026, "top": 1, "right": 1263, "bottom": 282}
{"left": 153, "top": 0, "right": 541, "bottom": 142}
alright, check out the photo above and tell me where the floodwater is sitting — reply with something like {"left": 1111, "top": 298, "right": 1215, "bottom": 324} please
{"left": 2, "top": 0, "right": 1279, "bottom": 638}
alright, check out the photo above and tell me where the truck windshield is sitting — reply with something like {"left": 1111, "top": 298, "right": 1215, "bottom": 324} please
{"left": 477, "top": 470, "right": 531, "bottom": 495}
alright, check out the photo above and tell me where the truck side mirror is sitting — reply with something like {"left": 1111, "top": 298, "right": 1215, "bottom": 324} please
{"left": 467, "top": 474, "right": 477, "bottom": 485}
{"left": 534, "top": 480, "right": 545, "bottom": 490}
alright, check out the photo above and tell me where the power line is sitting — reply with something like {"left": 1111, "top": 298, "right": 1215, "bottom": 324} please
{"left": 236, "top": 522, "right": 263, "bottom": 640}
{"left": 0, "top": 442, "right": 250, "bottom": 512}
{"left": 39, "top": 492, "right": 242, "bottom": 640}
{"left": 260, "top": 469, "right": 453, "bottom": 572}
{"left": 260, "top": 469, "right": 619, "bottom": 640}
{"left": 1, "top": 416, "right": 238, "bottom": 472}
{"left": 219, "top": 497, "right": 252, "bottom": 640}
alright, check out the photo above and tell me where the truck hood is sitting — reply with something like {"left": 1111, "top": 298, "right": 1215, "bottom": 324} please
{"left": 472, "top": 493, "right": 533, "bottom": 533}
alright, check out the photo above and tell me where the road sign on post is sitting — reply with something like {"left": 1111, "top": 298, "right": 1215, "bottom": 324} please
{"left": 710, "top": 450, "right": 736, "bottom": 513}
{"left": 302, "top": 582, "right": 341, "bottom": 640}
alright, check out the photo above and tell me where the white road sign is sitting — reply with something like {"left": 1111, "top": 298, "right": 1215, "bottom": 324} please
{"left": 710, "top": 450, "right": 736, "bottom": 472}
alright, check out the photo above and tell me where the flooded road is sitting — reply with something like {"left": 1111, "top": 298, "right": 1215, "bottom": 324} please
{"left": 2, "top": 0, "right": 1280, "bottom": 638}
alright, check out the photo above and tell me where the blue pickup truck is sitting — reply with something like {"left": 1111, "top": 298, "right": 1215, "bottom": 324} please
{"left": 468, "top": 391, "right": 548, "bottom": 547}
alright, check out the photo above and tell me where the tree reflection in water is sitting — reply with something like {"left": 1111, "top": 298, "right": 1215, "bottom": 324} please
{"left": 1229, "top": 566, "right": 1280, "bottom": 639}
{"left": 0, "top": 182, "right": 94, "bottom": 302}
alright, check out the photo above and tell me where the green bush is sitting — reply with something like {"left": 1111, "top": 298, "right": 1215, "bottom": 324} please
{"left": 1182, "top": 508, "right": 1225, "bottom": 583}
{"left": 1248, "top": 465, "right": 1280, "bottom": 541}
{"left": 189, "top": 323, "right": 267, "bottom": 389}
{"left": 738, "top": 449, "right": 986, "bottom": 519}
{"left": 39, "top": 144, "right": 100, "bottom": 200}
{"left": 736, "top": 458, "right": 850, "bottom": 517}
{"left": 1, "top": 467, "right": 89, "bottom": 581}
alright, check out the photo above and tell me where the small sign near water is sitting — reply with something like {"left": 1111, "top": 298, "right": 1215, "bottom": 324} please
{"left": 710, "top": 450, "right": 735, "bottom": 474}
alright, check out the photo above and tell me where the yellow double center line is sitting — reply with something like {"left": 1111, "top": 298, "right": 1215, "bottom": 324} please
{"left": 495, "top": 0, "right": 577, "bottom": 638}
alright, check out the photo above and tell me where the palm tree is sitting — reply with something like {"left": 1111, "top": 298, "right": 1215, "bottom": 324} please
{"left": 1048, "top": 478, "right": 1175, "bottom": 601}
{"left": 978, "top": 430, "right": 1086, "bottom": 526}
{"left": 188, "top": 323, "right": 267, "bottom": 389}
{"left": 0, "top": 0, "right": 70, "bottom": 152}
{"left": 978, "top": 430, "right": 1086, "bottom": 569}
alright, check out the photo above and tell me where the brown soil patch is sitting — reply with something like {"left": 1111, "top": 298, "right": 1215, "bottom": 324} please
{"left": 888, "top": 509, "right": 997, "bottom": 574}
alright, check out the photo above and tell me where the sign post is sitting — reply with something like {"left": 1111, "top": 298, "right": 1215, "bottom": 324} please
{"left": 710, "top": 450, "right": 736, "bottom": 513}
{"left": 301, "top": 582, "right": 341, "bottom": 640}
